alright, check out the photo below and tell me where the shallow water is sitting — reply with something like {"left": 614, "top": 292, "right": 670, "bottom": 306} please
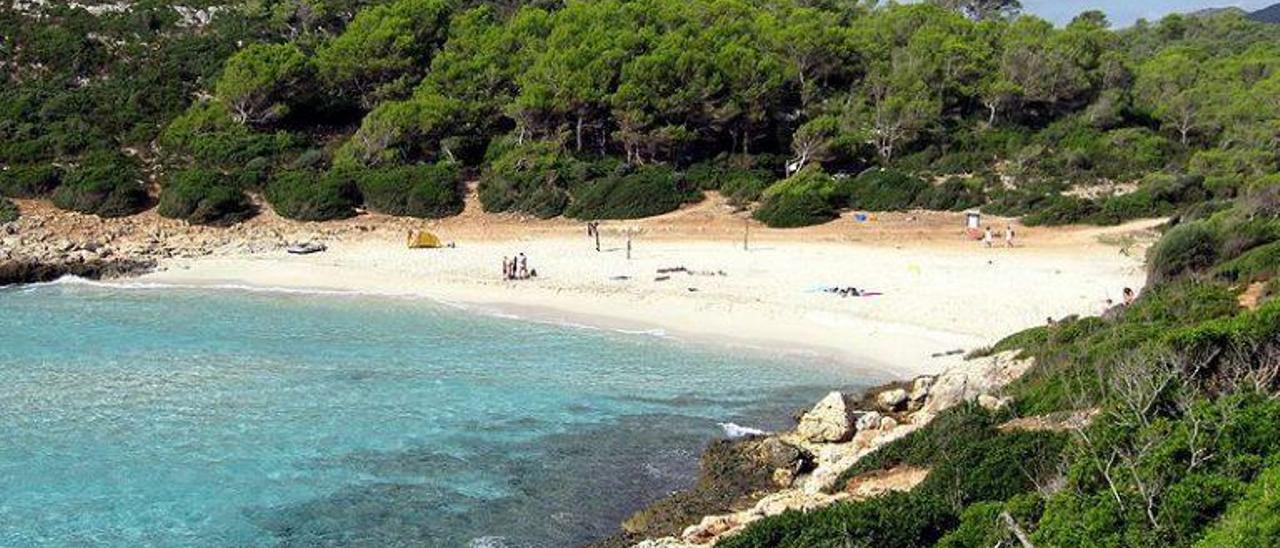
{"left": 0, "top": 282, "right": 868, "bottom": 547}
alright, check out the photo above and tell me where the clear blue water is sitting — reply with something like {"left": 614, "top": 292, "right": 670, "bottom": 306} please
{"left": 0, "top": 282, "right": 868, "bottom": 547}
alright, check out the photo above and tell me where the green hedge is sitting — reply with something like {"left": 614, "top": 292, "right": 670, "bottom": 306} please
{"left": 1215, "top": 240, "right": 1280, "bottom": 283}
{"left": 566, "top": 166, "right": 697, "bottom": 220}
{"left": 753, "top": 168, "right": 840, "bottom": 228}
{"left": 684, "top": 157, "right": 776, "bottom": 205}
{"left": 265, "top": 170, "right": 359, "bottom": 221}
{"left": 1149, "top": 221, "right": 1221, "bottom": 283}
{"left": 0, "top": 164, "right": 62, "bottom": 198}
{"left": 157, "top": 169, "right": 255, "bottom": 225}
{"left": 477, "top": 140, "right": 580, "bottom": 218}
{"left": 51, "top": 151, "right": 150, "bottom": 218}
{"left": 1195, "top": 464, "right": 1280, "bottom": 547}
{"left": 352, "top": 163, "right": 464, "bottom": 218}
{"left": 836, "top": 169, "right": 930, "bottom": 211}
{"left": 0, "top": 197, "right": 17, "bottom": 223}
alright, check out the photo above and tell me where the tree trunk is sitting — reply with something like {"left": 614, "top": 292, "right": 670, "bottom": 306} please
{"left": 575, "top": 115, "right": 584, "bottom": 152}
{"left": 1000, "top": 512, "right": 1036, "bottom": 548}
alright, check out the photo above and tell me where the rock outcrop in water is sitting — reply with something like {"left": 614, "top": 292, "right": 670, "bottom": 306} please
{"left": 601, "top": 351, "right": 1035, "bottom": 548}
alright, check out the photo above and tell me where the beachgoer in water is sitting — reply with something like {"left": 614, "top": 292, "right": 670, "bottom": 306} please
{"left": 1004, "top": 225, "right": 1015, "bottom": 248}
{"left": 1123, "top": 287, "right": 1136, "bottom": 306}
{"left": 983, "top": 226, "right": 993, "bottom": 248}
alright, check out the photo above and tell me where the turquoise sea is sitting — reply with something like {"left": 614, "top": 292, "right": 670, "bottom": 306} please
{"left": 0, "top": 281, "right": 868, "bottom": 547}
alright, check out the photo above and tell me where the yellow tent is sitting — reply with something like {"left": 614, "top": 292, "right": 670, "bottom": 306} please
{"left": 407, "top": 230, "right": 443, "bottom": 249}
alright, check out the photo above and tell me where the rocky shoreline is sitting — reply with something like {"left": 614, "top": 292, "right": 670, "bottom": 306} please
{"left": 598, "top": 351, "right": 1035, "bottom": 547}
{"left": 0, "top": 200, "right": 362, "bottom": 287}
{"left": 0, "top": 256, "right": 157, "bottom": 286}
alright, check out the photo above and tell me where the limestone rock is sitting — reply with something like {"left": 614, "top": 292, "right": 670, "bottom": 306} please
{"left": 909, "top": 376, "right": 934, "bottom": 401}
{"left": 797, "top": 392, "right": 855, "bottom": 443}
{"left": 855, "top": 410, "right": 883, "bottom": 432}
{"left": 978, "top": 394, "right": 1011, "bottom": 411}
{"left": 876, "top": 388, "right": 908, "bottom": 411}
{"left": 917, "top": 352, "right": 1034, "bottom": 417}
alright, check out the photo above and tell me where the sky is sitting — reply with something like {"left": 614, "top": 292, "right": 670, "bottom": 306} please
{"left": 1018, "top": 0, "right": 1277, "bottom": 26}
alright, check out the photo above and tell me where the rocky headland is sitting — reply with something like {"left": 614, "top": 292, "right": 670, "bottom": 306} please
{"left": 598, "top": 351, "right": 1039, "bottom": 547}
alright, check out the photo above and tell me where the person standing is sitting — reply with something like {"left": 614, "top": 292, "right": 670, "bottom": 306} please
{"left": 983, "top": 226, "right": 993, "bottom": 248}
{"left": 1004, "top": 225, "right": 1015, "bottom": 248}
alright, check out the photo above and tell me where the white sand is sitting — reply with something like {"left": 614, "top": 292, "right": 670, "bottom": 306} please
{"left": 140, "top": 225, "right": 1149, "bottom": 379}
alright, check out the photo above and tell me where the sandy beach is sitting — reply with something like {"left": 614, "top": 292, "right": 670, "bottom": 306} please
{"left": 111, "top": 194, "right": 1158, "bottom": 378}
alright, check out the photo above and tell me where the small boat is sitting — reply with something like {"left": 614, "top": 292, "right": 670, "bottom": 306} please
{"left": 286, "top": 242, "right": 327, "bottom": 255}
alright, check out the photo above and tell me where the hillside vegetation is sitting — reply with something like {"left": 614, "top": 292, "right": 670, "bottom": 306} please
{"left": 3, "top": 1, "right": 1279, "bottom": 228}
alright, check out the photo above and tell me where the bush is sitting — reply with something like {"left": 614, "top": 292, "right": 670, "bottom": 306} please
{"left": 265, "top": 170, "right": 359, "bottom": 221}
{"left": 918, "top": 177, "right": 986, "bottom": 211}
{"left": 0, "top": 164, "right": 62, "bottom": 197}
{"left": 719, "top": 492, "right": 954, "bottom": 548}
{"left": 477, "top": 140, "right": 579, "bottom": 218}
{"left": 160, "top": 102, "right": 301, "bottom": 168}
{"left": 566, "top": 166, "right": 697, "bottom": 220}
{"left": 1215, "top": 241, "right": 1280, "bottom": 283}
{"left": 157, "top": 169, "right": 255, "bottom": 225}
{"left": 1022, "top": 194, "right": 1100, "bottom": 226}
{"left": 753, "top": 169, "right": 840, "bottom": 228}
{"left": 1100, "top": 127, "right": 1173, "bottom": 178}
{"left": 1149, "top": 221, "right": 1220, "bottom": 283}
{"left": 1123, "top": 280, "right": 1239, "bottom": 326}
{"left": 0, "top": 198, "right": 17, "bottom": 223}
{"left": 836, "top": 169, "right": 930, "bottom": 211}
{"left": 352, "top": 163, "right": 464, "bottom": 218}
{"left": 52, "top": 151, "right": 150, "bottom": 218}
{"left": 684, "top": 157, "right": 776, "bottom": 206}
{"left": 1196, "top": 464, "right": 1280, "bottom": 547}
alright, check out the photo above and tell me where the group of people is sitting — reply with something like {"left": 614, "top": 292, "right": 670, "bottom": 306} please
{"left": 982, "top": 225, "right": 1016, "bottom": 248}
{"left": 503, "top": 253, "right": 536, "bottom": 280}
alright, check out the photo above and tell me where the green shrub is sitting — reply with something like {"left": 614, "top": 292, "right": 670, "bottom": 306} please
{"left": 1149, "top": 221, "right": 1221, "bottom": 283}
{"left": 918, "top": 177, "right": 986, "bottom": 211}
{"left": 719, "top": 491, "right": 954, "bottom": 548}
{"left": 52, "top": 151, "right": 150, "bottom": 218}
{"left": 160, "top": 102, "right": 301, "bottom": 168}
{"left": 938, "top": 493, "right": 1044, "bottom": 548}
{"left": 1100, "top": 127, "right": 1173, "bottom": 178}
{"left": 1022, "top": 195, "right": 1100, "bottom": 226}
{"left": 1196, "top": 463, "right": 1280, "bottom": 547}
{"left": 753, "top": 169, "right": 840, "bottom": 228}
{"left": 265, "top": 170, "right": 359, "bottom": 221}
{"left": 567, "top": 166, "right": 697, "bottom": 220}
{"left": 836, "top": 169, "right": 930, "bottom": 211}
{"left": 684, "top": 157, "right": 776, "bottom": 205}
{"left": 352, "top": 163, "right": 464, "bottom": 218}
{"left": 1123, "top": 280, "right": 1239, "bottom": 326}
{"left": 157, "top": 169, "right": 255, "bottom": 225}
{"left": 0, "top": 197, "right": 17, "bottom": 223}
{"left": 0, "top": 164, "right": 62, "bottom": 197}
{"left": 477, "top": 140, "right": 579, "bottom": 218}
{"left": 1215, "top": 240, "right": 1280, "bottom": 283}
